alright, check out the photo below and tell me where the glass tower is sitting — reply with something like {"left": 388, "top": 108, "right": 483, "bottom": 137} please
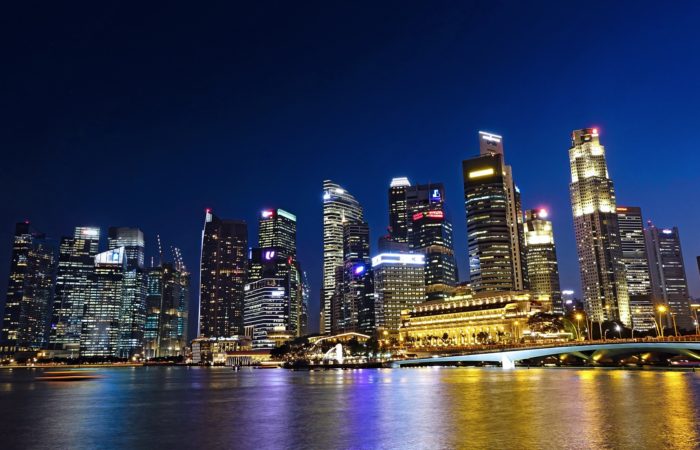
{"left": 372, "top": 253, "right": 425, "bottom": 335}
{"left": 568, "top": 128, "right": 630, "bottom": 325}
{"left": 523, "top": 209, "right": 562, "bottom": 314}
{"left": 388, "top": 177, "right": 411, "bottom": 243}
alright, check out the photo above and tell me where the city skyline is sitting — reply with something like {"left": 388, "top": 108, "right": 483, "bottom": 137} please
{"left": 3, "top": 3, "right": 700, "bottom": 335}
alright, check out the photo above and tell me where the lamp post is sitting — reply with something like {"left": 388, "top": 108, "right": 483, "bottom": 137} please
{"left": 691, "top": 304, "right": 700, "bottom": 335}
{"left": 615, "top": 324, "right": 622, "bottom": 339}
{"left": 575, "top": 313, "right": 583, "bottom": 341}
{"left": 657, "top": 305, "right": 667, "bottom": 338}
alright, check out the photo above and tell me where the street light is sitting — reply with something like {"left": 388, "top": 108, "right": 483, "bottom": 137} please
{"left": 575, "top": 313, "right": 583, "bottom": 341}
{"left": 657, "top": 305, "right": 667, "bottom": 338}
{"left": 615, "top": 324, "right": 622, "bottom": 339}
{"left": 691, "top": 304, "right": 700, "bottom": 335}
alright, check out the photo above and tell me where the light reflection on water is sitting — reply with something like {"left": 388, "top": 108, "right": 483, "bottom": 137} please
{"left": 0, "top": 367, "right": 698, "bottom": 449}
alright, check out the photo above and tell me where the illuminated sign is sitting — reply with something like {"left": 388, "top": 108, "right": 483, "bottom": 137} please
{"left": 353, "top": 264, "right": 366, "bottom": 275}
{"left": 95, "top": 247, "right": 124, "bottom": 266}
{"left": 371, "top": 253, "right": 425, "bottom": 267}
{"left": 261, "top": 210, "right": 274, "bottom": 218}
{"left": 430, "top": 188, "right": 441, "bottom": 202}
{"left": 662, "top": 229, "right": 673, "bottom": 235}
{"left": 468, "top": 168, "right": 495, "bottom": 179}
{"left": 412, "top": 210, "right": 444, "bottom": 221}
{"left": 538, "top": 209, "right": 548, "bottom": 218}
{"left": 278, "top": 209, "right": 297, "bottom": 221}
{"left": 264, "top": 250, "right": 276, "bottom": 260}
{"left": 412, "top": 212, "right": 424, "bottom": 221}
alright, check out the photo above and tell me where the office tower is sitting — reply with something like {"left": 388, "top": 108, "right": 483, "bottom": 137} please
{"left": 322, "top": 180, "right": 363, "bottom": 334}
{"left": 333, "top": 220, "right": 371, "bottom": 333}
{"left": 49, "top": 227, "right": 100, "bottom": 355}
{"left": 357, "top": 269, "right": 376, "bottom": 335}
{"left": 1, "top": 222, "right": 56, "bottom": 352}
{"left": 568, "top": 128, "right": 630, "bottom": 325}
{"left": 247, "top": 209, "right": 304, "bottom": 337}
{"left": 300, "top": 270, "right": 310, "bottom": 336}
{"left": 372, "top": 253, "right": 425, "bottom": 334}
{"left": 143, "top": 260, "right": 190, "bottom": 358}
{"left": 388, "top": 177, "right": 411, "bottom": 243}
{"left": 199, "top": 209, "right": 248, "bottom": 337}
{"left": 407, "top": 182, "right": 458, "bottom": 301}
{"left": 259, "top": 209, "right": 297, "bottom": 255}
{"left": 243, "top": 278, "right": 289, "bottom": 348}
{"left": 80, "top": 247, "right": 126, "bottom": 358}
{"left": 645, "top": 223, "right": 692, "bottom": 330}
{"left": 523, "top": 209, "right": 563, "bottom": 314}
{"left": 108, "top": 227, "right": 146, "bottom": 357}
{"left": 462, "top": 132, "right": 527, "bottom": 293}
{"left": 616, "top": 207, "right": 655, "bottom": 330}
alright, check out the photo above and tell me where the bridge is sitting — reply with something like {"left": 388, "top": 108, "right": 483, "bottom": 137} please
{"left": 392, "top": 338, "right": 700, "bottom": 369}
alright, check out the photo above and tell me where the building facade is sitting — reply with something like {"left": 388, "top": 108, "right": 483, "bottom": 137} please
{"left": 372, "top": 253, "right": 425, "bottom": 335}
{"left": 462, "top": 132, "right": 527, "bottom": 293}
{"left": 49, "top": 226, "right": 100, "bottom": 355}
{"left": 322, "top": 180, "right": 363, "bottom": 334}
{"left": 388, "top": 177, "right": 411, "bottom": 243}
{"left": 1, "top": 222, "right": 56, "bottom": 353}
{"left": 645, "top": 224, "right": 692, "bottom": 330}
{"left": 523, "top": 209, "right": 563, "bottom": 314}
{"left": 199, "top": 210, "right": 248, "bottom": 338}
{"left": 243, "top": 278, "right": 289, "bottom": 348}
{"left": 616, "top": 207, "right": 655, "bottom": 331}
{"left": 568, "top": 128, "right": 630, "bottom": 325}
{"left": 333, "top": 220, "right": 371, "bottom": 333}
{"left": 144, "top": 261, "right": 190, "bottom": 358}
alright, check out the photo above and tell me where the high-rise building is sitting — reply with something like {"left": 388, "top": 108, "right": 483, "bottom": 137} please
{"left": 333, "top": 220, "right": 371, "bottom": 333}
{"left": 322, "top": 180, "right": 363, "bottom": 334}
{"left": 199, "top": 209, "right": 248, "bottom": 338}
{"left": 243, "top": 278, "right": 289, "bottom": 348}
{"left": 616, "top": 206, "right": 655, "bottom": 331}
{"left": 259, "top": 208, "right": 297, "bottom": 256}
{"left": 568, "top": 128, "right": 630, "bottom": 325}
{"left": 80, "top": 247, "right": 126, "bottom": 358}
{"left": 1, "top": 222, "right": 56, "bottom": 353}
{"left": 49, "top": 226, "right": 100, "bottom": 355}
{"left": 407, "top": 182, "right": 458, "bottom": 301}
{"left": 108, "top": 227, "right": 146, "bottom": 357}
{"left": 523, "top": 209, "right": 562, "bottom": 314}
{"left": 144, "top": 261, "right": 189, "bottom": 358}
{"left": 645, "top": 223, "right": 692, "bottom": 330}
{"left": 462, "top": 132, "right": 527, "bottom": 293}
{"left": 372, "top": 253, "right": 425, "bottom": 335}
{"left": 388, "top": 177, "right": 411, "bottom": 243}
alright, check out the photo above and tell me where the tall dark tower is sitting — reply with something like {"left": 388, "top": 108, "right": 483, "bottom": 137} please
{"left": 333, "top": 220, "right": 371, "bottom": 333}
{"left": 388, "top": 177, "right": 411, "bottom": 243}
{"left": 198, "top": 209, "right": 248, "bottom": 337}
{"left": 462, "top": 132, "right": 527, "bottom": 293}
{"left": 1, "top": 222, "right": 56, "bottom": 353}
{"left": 523, "top": 209, "right": 562, "bottom": 314}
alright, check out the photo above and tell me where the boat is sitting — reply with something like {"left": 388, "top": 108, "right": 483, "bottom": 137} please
{"left": 36, "top": 370, "right": 102, "bottom": 382}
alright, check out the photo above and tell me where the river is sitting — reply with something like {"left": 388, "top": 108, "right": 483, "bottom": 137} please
{"left": 0, "top": 366, "right": 698, "bottom": 449}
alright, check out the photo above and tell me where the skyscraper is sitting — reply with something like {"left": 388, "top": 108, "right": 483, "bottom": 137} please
{"left": 523, "top": 209, "right": 562, "bottom": 314}
{"left": 616, "top": 206, "right": 655, "bottom": 330}
{"left": 259, "top": 208, "right": 297, "bottom": 255}
{"left": 645, "top": 223, "right": 692, "bottom": 330}
{"left": 333, "top": 220, "right": 371, "bottom": 333}
{"left": 568, "top": 128, "right": 630, "bottom": 325}
{"left": 372, "top": 253, "right": 425, "bottom": 335}
{"left": 144, "top": 260, "right": 189, "bottom": 358}
{"left": 49, "top": 226, "right": 100, "bottom": 355}
{"left": 1, "top": 222, "right": 56, "bottom": 352}
{"left": 407, "top": 182, "right": 458, "bottom": 301}
{"left": 199, "top": 209, "right": 248, "bottom": 338}
{"left": 322, "top": 180, "right": 363, "bottom": 334}
{"left": 80, "top": 247, "right": 126, "bottom": 358}
{"left": 108, "top": 227, "right": 146, "bottom": 357}
{"left": 462, "top": 132, "right": 527, "bottom": 293}
{"left": 243, "top": 278, "right": 289, "bottom": 348}
{"left": 388, "top": 177, "right": 411, "bottom": 243}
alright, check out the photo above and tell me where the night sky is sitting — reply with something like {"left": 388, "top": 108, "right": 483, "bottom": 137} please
{"left": 2, "top": 2, "right": 700, "bottom": 334}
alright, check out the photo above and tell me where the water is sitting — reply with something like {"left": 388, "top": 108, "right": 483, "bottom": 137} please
{"left": 0, "top": 366, "right": 699, "bottom": 449}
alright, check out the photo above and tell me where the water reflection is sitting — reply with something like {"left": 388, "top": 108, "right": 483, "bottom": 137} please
{"left": 0, "top": 367, "right": 698, "bottom": 449}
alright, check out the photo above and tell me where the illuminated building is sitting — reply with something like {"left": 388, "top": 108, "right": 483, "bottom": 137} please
{"left": 144, "top": 261, "right": 190, "bottom": 358}
{"left": 1, "top": 222, "right": 56, "bottom": 353}
{"left": 616, "top": 206, "right": 655, "bottom": 331}
{"left": 388, "top": 177, "right": 411, "bottom": 243}
{"left": 108, "top": 227, "right": 146, "bottom": 357}
{"left": 333, "top": 220, "right": 371, "bottom": 333}
{"left": 48, "top": 226, "right": 100, "bottom": 355}
{"left": 199, "top": 210, "right": 248, "bottom": 337}
{"left": 462, "top": 132, "right": 527, "bottom": 293}
{"left": 523, "top": 209, "right": 562, "bottom": 314}
{"left": 322, "top": 180, "right": 363, "bottom": 334}
{"left": 399, "top": 291, "right": 566, "bottom": 346}
{"left": 408, "top": 183, "right": 458, "bottom": 300}
{"left": 80, "top": 247, "right": 126, "bottom": 358}
{"left": 243, "top": 278, "right": 289, "bottom": 348}
{"left": 190, "top": 336, "right": 252, "bottom": 364}
{"left": 568, "top": 128, "right": 630, "bottom": 325}
{"left": 248, "top": 208, "right": 304, "bottom": 337}
{"left": 372, "top": 253, "right": 425, "bottom": 334}
{"left": 645, "top": 223, "right": 692, "bottom": 329}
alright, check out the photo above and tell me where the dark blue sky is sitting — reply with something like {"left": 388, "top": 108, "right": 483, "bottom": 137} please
{"left": 2, "top": 2, "right": 700, "bottom": 333}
